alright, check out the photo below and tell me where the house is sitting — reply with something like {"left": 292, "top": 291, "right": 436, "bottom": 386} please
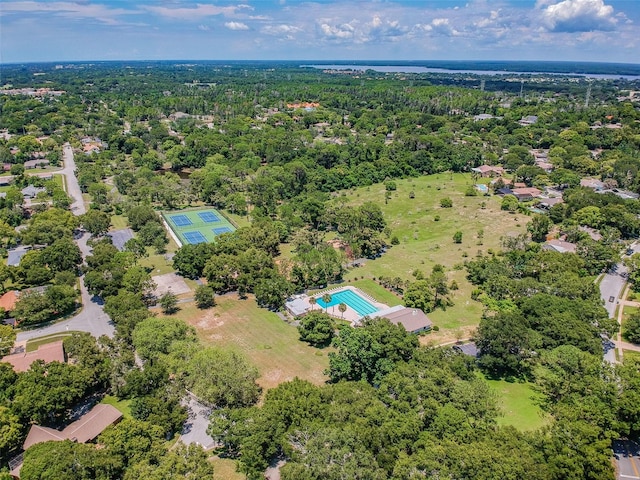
{"left": 1, "top": 341, "right": 65, "bottom": 373}
{"left": 453, "top": 342, "right": 479, "bottom": 358}
{"left": 496, "top": 187, "right": 514, "bottom": 197}
{"left": 23, "top": 159, "right": 49, "bottom": 169}
{"left": 0, "top": 290, "right": 18, "bottom": 313}
{"left": 536, "top": 161, "right": 554, "bottom": 173}
{"left": 580, "top": 178, "right": 605, "bottom": 191}
{"left": 23, "top": 404, "right": 122, "bottom": 450}
{"left": 519, "top": 115, "right": 538, "bottom": 126}
{"left": 7, "top": 247, "right": 30, "bottom": 267}
{"left": 0, "top": 176, "right": 14, "bottom": 186}
{"left": 579, "top": 226, "right": 602, "bottom": 241}
{"left": 285, "top": 296, "right": 311, "bottom": 317}
{"left": 368, "top": 305, "right": 432, "bottom": 334}
{"left": 511, "top": 187, "right": 542, "bottom": 202}
{"left": 21, "top": 186, "right": 46, "bottom": 199}
{"left": 473, "top": 114, "right": 495, "bottom": 121}
{"left": 107, "top": 228, "right": 135, "bottom": 251}
{"left": 537, "top": 197, "right": 564, "bottom": 209}
{"left": 471, "top": 165, "right": 505, "bottom": 177}
{"left": 83, "top": 143, "right": 101, "bottom": 155}
{"left": 543, "top": 239, "right": 577, "bottom": 254}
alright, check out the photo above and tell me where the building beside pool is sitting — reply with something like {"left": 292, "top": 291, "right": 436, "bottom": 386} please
{"left": 285, "top": 286, "right": 432, "bottom": 333}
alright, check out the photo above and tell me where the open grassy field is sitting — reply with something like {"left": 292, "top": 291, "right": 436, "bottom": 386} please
{"left": 482, "top": 374, "right": 548, "bottom": 431}
{"left": 331, "top": 173, "right": 525, "bottom": 337}
{"left": 624, "top": 350, "right": 640, "bottom": 363}
{"left": 155, "top": 295, "right": 329, "bottom": 391}
{"left": 211, "top": 457, "right": 246, "bottom": 480}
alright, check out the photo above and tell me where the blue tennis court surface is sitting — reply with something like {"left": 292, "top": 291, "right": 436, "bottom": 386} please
{"left": 198, "top": 211, "right": 220, "bottom": 223}
{"left": 171, "top": 214, "right": 192, "bottom": 227}
{"left": 183, "top": 231, "right": 207, "bottom": 244}
{"left": 213, "top": 226, "right": 233, "bottom": 235}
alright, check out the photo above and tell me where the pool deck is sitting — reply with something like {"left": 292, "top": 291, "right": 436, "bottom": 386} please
{"left": 287, "top": 286, "right": 390, "bottom": 325}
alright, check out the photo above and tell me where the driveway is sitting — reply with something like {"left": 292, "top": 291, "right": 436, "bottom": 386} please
{"left": 178, "top": 396, "right": 216, "bottom": 450}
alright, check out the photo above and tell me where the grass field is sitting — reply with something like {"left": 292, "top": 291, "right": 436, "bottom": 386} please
{"left": 155, "top": 295, "right": 329, "bottom": 390}
{"left": 482, "top": 374, "right": 548, "bottom": 431}
{"left": 211, "top": 457, "right": 246, "bottom": 480}
{"left": 330, "top": 173, "right": 525, "bottom": 338}
{"left": 624, "top": 350, "right": 640, "bottom": 363}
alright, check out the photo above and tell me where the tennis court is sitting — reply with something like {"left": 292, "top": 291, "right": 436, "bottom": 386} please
{"left": 198, "top": 211, "right": 219, "bottom": 223}
{"left": 162, "top": 208, "right": 236, "bottom": 247}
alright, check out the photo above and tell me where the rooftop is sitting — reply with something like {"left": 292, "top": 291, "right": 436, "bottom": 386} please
{"left": 369, "top": 305, "right": 432, "bottom": 333}
{"left": 1, "top": 340, "right": 65, "bottom": 373}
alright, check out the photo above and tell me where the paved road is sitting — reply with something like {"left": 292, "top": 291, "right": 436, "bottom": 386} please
{"left": 17, "top": 232, "right": 115, "bottom": 342}
{"left": 614, "top": 440, "right": 640, "bottom": 480}
{"left": 57, "top": 144, "right": 86, "bottom": 215}
{"left": 16, "top": 146, "right": 115, "bottom": 341}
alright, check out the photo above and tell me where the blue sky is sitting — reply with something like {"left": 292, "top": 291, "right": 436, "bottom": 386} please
{"left": 1, "top": 0, "right": 638, "bottom": 63}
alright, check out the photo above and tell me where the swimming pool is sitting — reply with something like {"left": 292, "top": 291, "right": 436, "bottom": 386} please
{"left": 315, "top": 289, "right": 379, "bottom": 317}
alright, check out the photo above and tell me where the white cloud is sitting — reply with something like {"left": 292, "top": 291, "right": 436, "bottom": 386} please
{"left": 540, "top": 0, "right": 617, "bottom": 32}
{"left": 261, "top": 24, "right": 300, "bottom": 35}
{"left": 198, "top": 24, "right": 210, "bottom": 31}
{"left": 225, "top": 21, "right": 249, "bottom": 30}
{"left": 144, "top": 4, "right": 238, "bottom": 21}
{"left": 319, "top": 21, "right": 356, "bottom": 40}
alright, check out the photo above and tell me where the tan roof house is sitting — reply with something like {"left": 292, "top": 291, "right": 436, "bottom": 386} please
{"left": 1, "top": 341, "right": 65, "bottom": 373}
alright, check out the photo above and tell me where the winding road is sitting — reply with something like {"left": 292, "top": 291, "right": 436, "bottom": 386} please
{"left": 16, "top": 145, "right": 114, "bottom": 342}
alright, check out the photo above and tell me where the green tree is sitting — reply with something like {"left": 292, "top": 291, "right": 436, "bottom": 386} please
{"left": 321, "top": 293, "right": 332, "bottom": 313}
{"left": 0, "top": 325, "right": 16, "bottom": 356}
{"left": 132, "top": 317, "right": 194, "bottom": 362}
{"left": 122, "top": 444, "right": 213, "bottom": 480}
{"left": 0, "top": 406, "right": 22, "bottom": 462}
{"left": 440, "top": 197, "right": 453, "bottom": 208}
{"left": 298, "top": 311, "right": 335, "bottom": 347}
{"left": 501, "top": 194, "right": 519, "bottom": 212}
{"left": 194, "top": 285, "right": 216, "bottom": 309}
{"left": 184, "top": 347, "right": 261, "bottom": 408}
{"left": 527, "top": 214, "right": 552, "bottom": 243}
{"left": 624, "top": 312, "right": 640, "bottom": 344}
{"left": 453, "top": 230, "right": 463, "bottom": 243}
{"left": 81, "top": 210, "right": 111, "bottom": 236}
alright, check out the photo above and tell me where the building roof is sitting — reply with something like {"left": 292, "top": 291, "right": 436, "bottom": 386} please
{"left": 0, "top": 290, "right": 18, "bottom": 312}
{"left": 107, "top": 228, "right": 135, "bottom": 251}
{"left": 285, "top": 296, "right": 310, "bottom": 317}
{"left": 21, "top": 185, "right": 46, "bottom": 198}
{"left": 472, "top": 165, "right": 504, "bottom": 174}
{"left": 512, "top": 187, "right": 542, "bottom": 199}
{"left": 24, "top": 159, "right": 49, "bottom": 169}
{"left": 23, "top": 404, "right": 122, "bottom": 450}
{"left": 369, "top": 305, "right": 432, "bottom": 333}
{"left": 580, "top": 178, "right": 605, "bottom": 190}
{"left": 6, "top": 245, "right": 29, "bottom": 266}
{"left": 543, "top": 239, "right": 577, "bottom": 254}
{"left": 453, "top": 342, "right": 479, "bottom": 357}
{"left": 1, "top": 341, "right": 65, "bottom": 373}
{"left": 537, "top": 197, "right": 564, "bottom": 208}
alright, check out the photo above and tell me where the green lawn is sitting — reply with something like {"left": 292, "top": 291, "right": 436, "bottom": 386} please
{"left": 155, "top": 295, "right": 330, "bottom": 391}
{"left": 25, "top": 331, "right": 80, "bottom": 352}
{"left": 482, "top": 374, "right": 548, "bottom": 431}
{"left": 325, "top": 173, "right": 525, "bottom": 339}
{"left": 101, "top": 395, "right": 132, "bottom": 418}
{"left": 623, "top": 350, "right": 640, "bottom": 363}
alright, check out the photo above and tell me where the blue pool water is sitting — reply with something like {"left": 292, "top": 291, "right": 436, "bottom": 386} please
{"left": 316, "top": 289, "right": 379, "bottom": 317}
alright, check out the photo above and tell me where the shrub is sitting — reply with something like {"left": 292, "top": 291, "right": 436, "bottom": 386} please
{"left": 391, "top": 236, "right": 400, "bottom": 245}
{"left": 440, "top": 197, "right": 453, "bottom": 208}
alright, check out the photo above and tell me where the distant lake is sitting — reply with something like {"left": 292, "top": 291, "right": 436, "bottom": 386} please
{"left": 302, "top": 64, "right": 640, "bottom": 80}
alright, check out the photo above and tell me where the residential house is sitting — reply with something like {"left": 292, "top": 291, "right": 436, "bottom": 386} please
{"left": 580, "top": 178, "right": 605, "bottom": 191}
{"left": 0, "top": 290, "right": 18, "bottom": 314}
{"left": 473, "top": 114, "right": 495, "bottom": 121}
{"left": 511, "top": 187, "right": 542, "bottom": 202}
{"left": 519, "top": 115, "right": 538, "bottom": 126}
{"left": 472, "top": 165, "right": 505, "bottom": 177}
{"left": 1, "top": 341, "right": 65, "bottom": 373}
{"left": 21, "top": 185, "right": 46, "bottom": 199}
{"left": 0, "top": 176, "right": 14, "bottom": 186}
{"left": 368, "top": 305, "right": 432, "bottom": 334}
{"left": 453, "top": 342, "right": 479, "bottom": 358}
{"left": 23, "top": 159, "right": 49, "bottom": 169}
{"left": 543, "top": 239, "right": 577, "bottom": 254}
{"left": 537, "top": 197, "right": 564, "bottom": 209}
